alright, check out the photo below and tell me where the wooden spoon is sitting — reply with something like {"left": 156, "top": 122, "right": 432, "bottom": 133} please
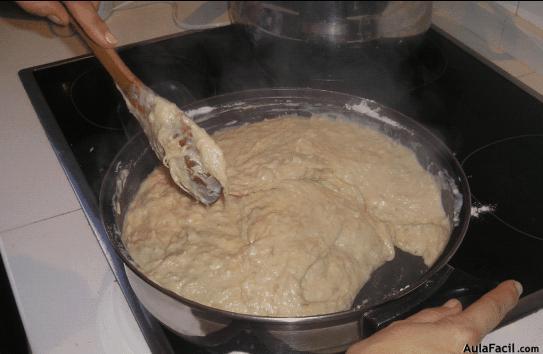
{"left": 65, "top": 9, "right": 225, "bottom": 205}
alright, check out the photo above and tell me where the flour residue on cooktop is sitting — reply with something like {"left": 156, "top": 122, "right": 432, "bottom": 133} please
{"left": 462, "top": 135, "right": 543, "bottom": 241}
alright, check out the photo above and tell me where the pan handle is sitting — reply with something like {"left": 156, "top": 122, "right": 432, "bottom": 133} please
{"left": 416, "top": 266, "right": 498, "bottom": 309}
{"left": 361, "top": 264, "right": 497, "bottom": 335}
{"left": 361, "top": 264, "right": 454, "bottom": 334}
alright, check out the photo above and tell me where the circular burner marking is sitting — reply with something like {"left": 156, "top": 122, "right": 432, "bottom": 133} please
{"left": 462, "top": 134, "right": 543, "bottom": 241}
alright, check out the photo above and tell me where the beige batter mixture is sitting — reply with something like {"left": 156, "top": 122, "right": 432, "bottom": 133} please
{"left": 123, "top": 116, "right": 451, "bottom": 317}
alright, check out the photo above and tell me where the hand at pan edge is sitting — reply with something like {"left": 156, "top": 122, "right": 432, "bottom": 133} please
{"left": 348, "top": 280, "right": 522, "bottom": 354}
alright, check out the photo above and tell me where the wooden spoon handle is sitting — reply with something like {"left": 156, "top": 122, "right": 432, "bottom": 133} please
{"left": 63, "top": 6, "right": 225, "bottom": 205}
{"left": 65, "top": 8, "right": 144, "bottom": 108}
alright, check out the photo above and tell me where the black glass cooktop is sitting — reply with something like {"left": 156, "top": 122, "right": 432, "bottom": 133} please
{"left": 20, "top": 24, "right": 543, "bottom": 353}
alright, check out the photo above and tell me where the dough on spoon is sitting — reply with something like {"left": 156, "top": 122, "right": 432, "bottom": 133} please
{"left": 122, "top": 89, "right": 227, "bottom": 204}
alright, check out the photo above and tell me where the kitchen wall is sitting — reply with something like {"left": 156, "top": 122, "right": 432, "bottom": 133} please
{"left": 433, "top": 1, "right": 543, "bottom": 77}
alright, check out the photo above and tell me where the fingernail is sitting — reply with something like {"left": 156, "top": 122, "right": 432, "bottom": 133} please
{"left": 48, "top": 15, "right": 63, "bottom": 25}
{"left": 513, "top": 281, "right": 523, "bottom": 296}
{"left": 443, "top": 298, "right": 460, "bottom": 308}
{"left": 105, "top": 31, "right": 118, "bottom": 45}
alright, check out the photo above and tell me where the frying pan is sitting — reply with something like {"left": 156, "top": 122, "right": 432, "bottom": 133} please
{"left": 100, "top": 88, "right": 471, "bottom": 353}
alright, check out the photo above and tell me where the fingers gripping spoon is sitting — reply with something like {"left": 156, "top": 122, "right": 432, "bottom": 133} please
{"left": 66, "top": 10, "right": 226, "bottom": 205}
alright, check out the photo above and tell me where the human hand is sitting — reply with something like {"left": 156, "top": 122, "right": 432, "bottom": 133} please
{"left": 347, "top": 280, "right": 522, "bottom": 354}
{"left": 15, "top": 1, "right": 117, "bottom": 48}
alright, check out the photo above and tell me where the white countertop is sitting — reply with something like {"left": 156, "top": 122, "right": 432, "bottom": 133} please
{"left": 0, "top": 2, "right": 541, "bottom": 353}
{"left": 0, "top": 2, "right": 228, "bottom": 353}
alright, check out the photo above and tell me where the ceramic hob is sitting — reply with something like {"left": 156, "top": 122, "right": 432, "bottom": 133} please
{"left": 19, "top": 24, "right": 543, "bottom": 353}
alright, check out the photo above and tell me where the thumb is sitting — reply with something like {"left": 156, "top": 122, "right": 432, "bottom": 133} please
{"left": 454, "top": 280, "right": 522, "bottom": 337}
{"left": 64, "top": 1, "right": 117, "bottom": 48}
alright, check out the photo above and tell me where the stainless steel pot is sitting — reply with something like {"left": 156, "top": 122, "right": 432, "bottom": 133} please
{"left": 100, "top": 88, "right": 470, "bottom": 353}
{"left": 229, "top": 1, "right": 433, "bottom": 44}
